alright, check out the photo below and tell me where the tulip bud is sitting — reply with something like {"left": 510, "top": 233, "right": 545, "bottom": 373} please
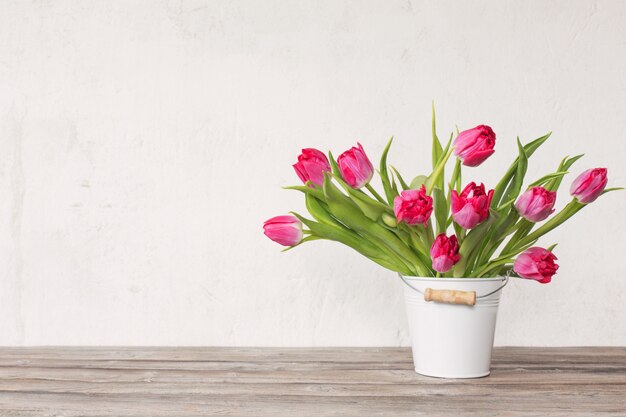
{"left": 513, "top": 247, "right": 558, "bottom": 284}
{"left": 337, "top": 142, "right": 374, "bottom": 189}
{"left": 450, "top": 182, "right": 494, "bottom": 229}
{"left": 382, "top": 212, "right": 398, "bottom": 228}
{"left": 453, "top": 125, "right": 496, "bottom": 167}
{"left": 570, "top": 168, "right": 608, "bottom": 204}
{"left": 430, "top": 233, "right": 461, "bottom": 273}
{"left": 293, "top": 148, "right": 331, "bottom": 187}
{"left": 514, "top": 186, "right": 557, "bottom": 222}
{"left": 263, "top": 215, "right": 303, "bottom": 246}
{"left": 393, "top": 186, "right": 433, "bottom": 226}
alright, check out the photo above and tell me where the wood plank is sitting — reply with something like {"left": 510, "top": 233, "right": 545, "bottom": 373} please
{"left": 0, "top": 347, "right": 623, "bottom": 416}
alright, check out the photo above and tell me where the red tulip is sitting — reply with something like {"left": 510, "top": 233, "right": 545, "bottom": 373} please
{"left": 513, "top": 247, "right": 558, "bottom": 284}
{"left": 293, "top": 148, "right": 331, "bottom": 187}
{"left": 453, "top": 125, "right": 496, "bottom": 167}
{"left": 337, "top": 143, "right": 374, "bottom": 189}
{"left": 430, "top": 234, "right": 461, "bottom": 273}
{"left": 514, "top": 186, "right": 557, "bottom": 222}
{"left": 570, "top": 168, "right": 608, "bottom": 204}
{"left": 393, "top": 186, "right": 433, "bottom": 226}
{"left": 263, "top": 215, "right": 303, "bottom": 246}
{"left": 450, "top": 182, "right": 493, "bottom": 229}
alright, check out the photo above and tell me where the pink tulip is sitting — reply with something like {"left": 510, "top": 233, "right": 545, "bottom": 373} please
{"left": 263, "top": 215, "right": 303, "bottom": 246}
{"left": 293, "top": 148, "right": 331, "bottom": 187}
{"left": 393, "top": 186, "right": 433, "bottom": 226}
{"left": 570, "top": 168, "right": 608, "bottom": 204}
{"left": 453, "top": 125, "right": 496, "bottom": 167}
{"left": 513, "top": 247, "right": 558, "bottom": 284}
{"left": 430, "top": 234, "right": 461, "bottom": 273}
{"left": 450, "top": 182, "right": 494, "bottom": 229}
{"left": 515, "top": 186, "right": 557, "bottom": 222}
{"left": 337, "top": 142, "right": 374, "bottom": 189}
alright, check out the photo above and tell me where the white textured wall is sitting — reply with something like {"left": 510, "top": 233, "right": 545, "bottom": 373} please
{"left": 0, "top": 0, "right": 624, "bottom": 346}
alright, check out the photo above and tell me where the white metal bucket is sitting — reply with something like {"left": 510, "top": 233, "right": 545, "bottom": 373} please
{"left": 401, "top": 275, "right": 508, "bottom": 378}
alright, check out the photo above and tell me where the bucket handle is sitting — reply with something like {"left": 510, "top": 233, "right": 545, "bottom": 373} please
{"left": 399, "top": 274, "right": 509, "bottom": 306}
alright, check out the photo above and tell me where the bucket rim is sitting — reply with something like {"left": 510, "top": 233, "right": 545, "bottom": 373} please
{"left": 399, "top": 274, "right": 507, "bottom": 282}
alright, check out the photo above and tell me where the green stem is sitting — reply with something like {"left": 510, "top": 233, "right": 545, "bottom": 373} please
{"left": 499, "top": 219, "right": 533, "bottom": 256}
{"left": 513, "top": 199, "right": 584, "bottom": 251}
{"left": 365, "top": 183, "right": 386, "bottom": 204}
{"left": 425, "top": 220, "right": 435, "bottom": 247}
{"left": 450, "top": 159, "right": 462, "bottom": 192}
{"left": 427, "top": 146, "right": 454, "bottom": 195}
{"left": 476, "top": 262, "right": 513, "bottom": 278}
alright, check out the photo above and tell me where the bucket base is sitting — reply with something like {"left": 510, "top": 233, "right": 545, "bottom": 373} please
{"left": 415, "top": 368, "right": 490, "bottom": 379}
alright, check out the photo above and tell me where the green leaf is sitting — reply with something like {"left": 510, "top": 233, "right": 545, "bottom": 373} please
{"left": 424, "top": 219, "right": 435, "bottom": 248}
{"left": 477, "top": 236, "right": 538, "bottom": 277}
{"left": 561, "top": 154, "right": 584, "bottom": 170}
{"left": 452, "top": 220, "right": 463, "bottom": 242}
{"left": 367, "top": 256, "right": 414, "bottom": 275}
{"left": 498, "top": 154, "right": 583, "bottom": 257}
{"left": 545, "top": 154, "right": 583, "bottom": 191}
{"left": 601, "top": 187, "right": 624, "bottom": 195}
{"left": 546, "top": 243, "right": 558, "bottom": 252}
{"left": 497, "top": 138, "right": 528, "bottom": 211}
{"left": 400, "top": 224, "right": 428, "bottom": 255}
{"left": 305, "top": 193, "right": 340, "bottom": 227}
{"left": 426, "top": 135, "right": 453, "bottom": 195}
{"left": 410, "top": 175, "right": 428, "bottom": 190}
{"left": 321, "top": 173, "right": 359, "bottom": 210}
{"left": 365, "top": 183, "right": 387, "bottom": 204}
{"left": 481, "top": 264, "right": 515, "bottom": 278}
{"left": 379, "top": 137, "right": 397, "bottom": 204}
{"left": 291, "top": 212, "right": 413, "bottom": 275}
{"left": 390, "top": 172, "right": 399, "bottom": 195}
{"left": 452, "top": 216, "right": 495, "bottom": 277}
{"left": 492, "top": 132, "right": 552, "bottom": 207}
{"left": 432, "top": 187, "right": 448, "bottom": 235}
{"left": 281, "top": 235, "right": 322, "bottom": 252}
{"left": 513, "top": 199, "right": 585, "bottom": 250}
{"left": 431, "top": 102, "right": 443, "bottom": 170}
{"left": 396, "top": 223, "right": 432, "bottom": 268}
{"left": 291, "top": 212, "right": 369, "bottom": 251}
{"left": 498, "top": 218, "right": 533, "bottom": 259}
{"left": 283, "top": 184, "right": 326, "bottom": 202}
{"left": 322, "top": 175, "right": 431, "bottom": 276}
{"left": 327, "top": 151, "right": 341, "bottom": 177}
{"left": 527, "top": 171, "right": 569, "bottom": 188}
{"left": 449, "top": 159, "right": 462, "bottom": 193}
{"left": 472, "top": 209, "right": 518, "bottom": 273}
{"left": 330, "top": 173, "right": 390, "bottom": 220}
{"left": 508, "top": 239, "right": 538, "bottom": 260}
{"left": 352, "top": 197, "right": 386, "bottom": 221}
{"left": 391, "top": 166, "right": 410, "bottom": 190}
{"left": 475, "top": 257, "right": 514, "bottom": 278}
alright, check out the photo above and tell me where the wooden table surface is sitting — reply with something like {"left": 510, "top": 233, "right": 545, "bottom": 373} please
{"left": 0, "top": 347, "right": 624, "bottom": 416}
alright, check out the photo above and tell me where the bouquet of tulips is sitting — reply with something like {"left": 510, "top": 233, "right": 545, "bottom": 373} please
{"left": 263, "top": 107, "right": 620, "bottom": 282}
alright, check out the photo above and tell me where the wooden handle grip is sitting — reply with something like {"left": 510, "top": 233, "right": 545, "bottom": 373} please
{"left": 424, "top": 288, "right": 476, "bottom": 306}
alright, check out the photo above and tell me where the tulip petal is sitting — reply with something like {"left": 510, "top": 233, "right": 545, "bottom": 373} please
{"left": 453, "top": 204, "right": 482, "bottom": 229}
{"left": 293, "top": 148, "right": 331, "bottom": 187}
{"left": 263, "top": 215, "right": 303, "bottom": 246}
{"left": 338, "top": 143, "right": 374, "bottom": 189}
{"left": 514, "top": 247, "right": 558, "bottom": 283}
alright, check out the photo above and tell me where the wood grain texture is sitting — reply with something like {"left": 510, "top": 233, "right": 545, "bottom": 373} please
{"left": 0, "top": 347, "right": 624, "bottom": 416}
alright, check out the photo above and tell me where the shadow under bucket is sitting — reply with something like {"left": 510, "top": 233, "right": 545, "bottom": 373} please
{"left": 401, "top": 275, "right": 508, "bottom": 378}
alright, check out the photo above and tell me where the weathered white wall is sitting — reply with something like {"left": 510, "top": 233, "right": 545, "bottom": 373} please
{"left": 0, "top": 0, "right": 624, "bottom": 346}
